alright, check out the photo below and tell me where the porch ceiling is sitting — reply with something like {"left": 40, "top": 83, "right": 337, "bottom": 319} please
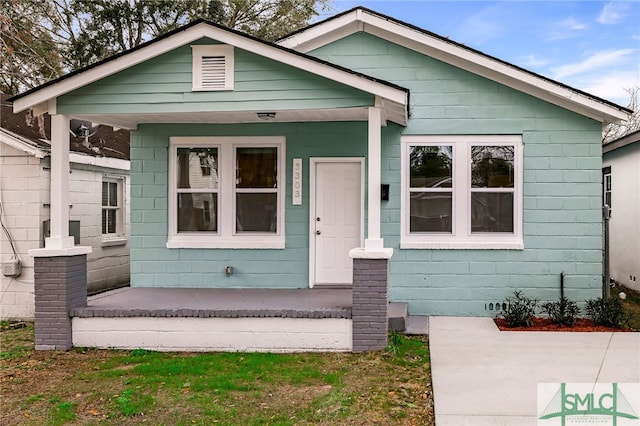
{"left": 69, "top": 106, "right": 399, "bottom": 130}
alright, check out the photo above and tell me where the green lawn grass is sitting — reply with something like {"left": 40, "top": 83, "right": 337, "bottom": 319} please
{"left": 1, "top": 325, "right": 433, "bottom": 425}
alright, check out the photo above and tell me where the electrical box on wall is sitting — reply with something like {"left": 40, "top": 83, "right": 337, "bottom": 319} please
{"left": 2, "top": 257, "right": 21, "bottom": 277}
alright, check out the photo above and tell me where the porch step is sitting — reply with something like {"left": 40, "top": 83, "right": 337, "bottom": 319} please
{"left": 404, "top": 315, "right": 429, "bottom": 335}
{"left": 388, "top": 302, "right": 408, "bottom": 332}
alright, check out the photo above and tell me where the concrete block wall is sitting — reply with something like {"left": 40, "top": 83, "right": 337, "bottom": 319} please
{"left": 312, "top": 33, "right": 605, "bottom": 315}
{"left": 0, "top": 143, "right": 42, "bottom": 319}
{"left": 1, "top": 141, "right": 130, "bottom": 320}
{"left": 68, "top": 164, "right": 130, "bottom": 294}
{"left": 352, "top": 258, "right": 389, "bottom": 352}
{"left": 34, "top": 255, "right": 87, "bottom": 350}
{"left": 129, "top": 121, "right": 367, "bottom": 288}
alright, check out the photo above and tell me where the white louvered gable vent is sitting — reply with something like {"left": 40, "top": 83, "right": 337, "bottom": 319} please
{"left": 192, "top": 45, "right": 234, "bottom": 91}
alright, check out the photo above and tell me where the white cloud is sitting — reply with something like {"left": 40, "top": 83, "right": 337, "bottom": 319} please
{"left": 547, "top": 17, "right": 588, "bottom": 40}
{"left": 598, "top": 2, "right": 631, "bottom": 25}
{"left": 523, "top": 54, "right": 550, "bottom": 69}
{"left": 552, "top": 49, "right": 636, "bottom": 80}
{"left": 560, "top": 17, "right": 587, "bottom": 31}
{"left": 577, "top": 70, "right": 640, "bottom": 105}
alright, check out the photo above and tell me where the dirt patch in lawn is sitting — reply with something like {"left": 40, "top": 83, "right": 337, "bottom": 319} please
{"left": 494, "top": 317, "right": 633, "bottom": 332}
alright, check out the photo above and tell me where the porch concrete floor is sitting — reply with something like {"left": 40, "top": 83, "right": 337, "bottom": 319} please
{"left": 86, "top": 287, "right": 352, "bottom": 312}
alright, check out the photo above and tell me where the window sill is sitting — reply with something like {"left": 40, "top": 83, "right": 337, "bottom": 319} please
{"left": 400, "top": 238, "right": 524, "bottom": 250}
{"left": 101, "top": 237, "right": 128, "bottom": 247}
{"left": 166, "top": 237, "right": 285, "bottom": 249}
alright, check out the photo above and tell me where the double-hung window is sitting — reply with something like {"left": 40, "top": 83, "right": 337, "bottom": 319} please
{"left": 102, "top": 176, "right": 126, "bottom": 245}
{"left": 401, "top": 135, "right": 523, "bottom": 249}
{"left": 168, "top": 136, "right": 285, "bottom": 249}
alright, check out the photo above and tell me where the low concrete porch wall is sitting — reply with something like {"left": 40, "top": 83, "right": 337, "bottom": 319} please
{"left": 70, "top": 287, "right": 354, "bottom": 352}
{"left": 73, "top": 317, "right": 353, "bottom": 352}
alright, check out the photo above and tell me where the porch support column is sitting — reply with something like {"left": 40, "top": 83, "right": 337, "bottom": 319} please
{"left": 365, "top": 106, "right": 383, "bottom": 251}
{"left": 47, "top": 114, "right": 74, "bottom": 250}
{"left": 29, "top": 112, "right": 91, "bottom": 350}
{"left": 349, "top": 106, "right": 394, "bottom": 352}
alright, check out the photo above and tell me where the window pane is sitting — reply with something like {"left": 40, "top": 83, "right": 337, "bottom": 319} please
{"left": 236, "top": 147, "right": 277, "bottom": 188}
{"left": 409, "top": 192, "right": 452, "bottom": 232}
{"left": 177, "top": 193, "right": 217, "bottom": 232}
{"left": 471, "top": 146, "right": 514, "bottom": 188}
{"left": 409, "top": 145, "right": 452, "bottom": 188}
{"left": 177, "top": 148, "right": 218, "bottom": 190}
{"left": 108, "top": 182, "right": 117, "bottom": 207}
{"left": 236, "top": 193, "right": 277, "bottom": 232}
{"left": 471, "top": 192, "right": 514, "bottom": 233}
{"left": 102, "top": 209, "right": 116, "bottom": 234}
{"left": 102, "top": 182, "right": 108, "bottom": 206}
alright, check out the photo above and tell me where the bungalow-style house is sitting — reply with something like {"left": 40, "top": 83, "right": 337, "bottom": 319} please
{"left": 603, "top": 130, "right": 640, "bottom": 293}
{"left": 0, "top": 94, "right": 130, "bottom": 320}
{"left": 9, "top": 8, "right": 631, "bottom": 352}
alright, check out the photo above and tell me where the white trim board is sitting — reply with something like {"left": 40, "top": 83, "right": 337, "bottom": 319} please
{"left": 278, "top": 8, "right": 629, "bottom": 124}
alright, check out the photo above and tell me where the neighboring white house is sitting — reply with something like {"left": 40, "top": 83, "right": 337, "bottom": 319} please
{"left": 603, "top": 130, "right": 640, "bottom": 293}
{"left": 0, "top": 95, "right": 130, "bottom": 320}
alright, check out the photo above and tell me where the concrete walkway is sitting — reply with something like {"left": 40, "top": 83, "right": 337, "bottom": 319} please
{"left": 429, "top": 317, "right": 640, "bottom": 425}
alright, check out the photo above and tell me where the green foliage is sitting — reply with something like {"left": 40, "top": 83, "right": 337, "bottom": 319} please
{"left": 2, "top": 0, "right": 331, "bottom": 94}
{"left": 385, "top": 330, "right": 402, "bottom": 354}
{"left": 541, "top": 296, "right": 580, "bottom": 326}
{"left": 585, "top": 296, "right": 632, "bottom": 328}
{"left": 500, "top": 290, "right": 539, "bottom": 327}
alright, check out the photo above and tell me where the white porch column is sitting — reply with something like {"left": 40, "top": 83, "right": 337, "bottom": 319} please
{"left": 46, "top": 114, "right": 75, "bottom": 250}
{"left": 365, "top": 107, "right": 384, "bottom": 251}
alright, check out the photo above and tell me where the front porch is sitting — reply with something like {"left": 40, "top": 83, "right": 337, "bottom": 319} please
{"left": 71, "top": 287, "right": 353, "bottom": 352}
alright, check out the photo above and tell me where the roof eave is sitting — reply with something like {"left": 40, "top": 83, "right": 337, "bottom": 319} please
{"left": 11, "top": 19, "right": 409, "bottom": 125}
{"left": 279, "top": 7, "right": 631, "bottom": 124}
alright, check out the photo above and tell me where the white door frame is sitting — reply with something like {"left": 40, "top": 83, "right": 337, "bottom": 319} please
{"left": 309, "top": 157, "right": 365, "bottom": 288}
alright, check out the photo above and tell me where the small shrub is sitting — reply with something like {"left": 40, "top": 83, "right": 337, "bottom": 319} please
{"left": 500, "top": 290, "right": 539, "bottom": 327}
{"left": 541, "top": 296, "right": 580, "bottom": 327}
{"left": 386, "top": 331, "right": 402, "bottom": 355}
{"left": 585, "top": 297, "right": 631, "bottom": 328}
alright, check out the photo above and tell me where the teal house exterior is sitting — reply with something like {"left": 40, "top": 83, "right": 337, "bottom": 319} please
{"left": 12, "top": 8, "right": 631, "bottom": 352}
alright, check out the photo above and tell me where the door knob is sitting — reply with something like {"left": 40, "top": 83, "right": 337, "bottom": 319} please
{"left": 316, "top": 230, "right": 321, "bottom": 235}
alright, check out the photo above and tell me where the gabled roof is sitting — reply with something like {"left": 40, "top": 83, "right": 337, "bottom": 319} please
{"left": 278, "top": 7, "right": 631, "bottom": 124}
{"left": 9, "top": 18, "right": 409, "bottom": 126}
{"left": 603, "top": 130, "right": 640, "bottom": 154}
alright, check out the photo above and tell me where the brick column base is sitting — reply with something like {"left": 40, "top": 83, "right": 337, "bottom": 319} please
{"left": 34, "top": 255, "right": 87, "bottom": 350}
{"left": 352, "top": 258, "right": 389, "bottom": 352}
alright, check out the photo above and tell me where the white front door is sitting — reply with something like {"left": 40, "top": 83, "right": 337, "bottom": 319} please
{"left": 311, "top": 159, "right": 363, "bottom": 286}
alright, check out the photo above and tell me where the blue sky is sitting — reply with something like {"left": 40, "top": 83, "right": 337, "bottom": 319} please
{"left": 318, "top": 1, "right": 640, "bottom": 106}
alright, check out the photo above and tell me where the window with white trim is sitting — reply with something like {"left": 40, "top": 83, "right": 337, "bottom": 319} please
{"left": 191, "top": 45, "right": 234, "bottom": 91}
{"left": 603, "top": 166, "right": 612, "bottom": 212}
{"left": 102, "top": 177, "right": 126, "bottom": 242}
{"left": 401, "top": 135, "right": 523, "bottom": 249}
{"left": 168, "top": 137, "right": 285, "bottom": 249}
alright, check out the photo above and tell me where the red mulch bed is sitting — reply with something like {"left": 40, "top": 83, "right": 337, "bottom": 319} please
{"left": 494, "top": 317, "right": 633, "bottom": 332}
